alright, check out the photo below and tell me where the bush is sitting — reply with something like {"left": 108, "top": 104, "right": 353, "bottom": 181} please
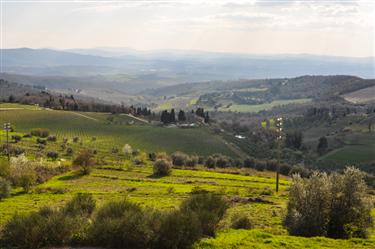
{"left": 73, "top": 137, "right": 79, "bottom": 143}
{"left": 9, "top": 155, "right": 36, "bottom": 192}
{"left": 289, "top": 165, "right": 311, "bottom": 178}
{"left": 185, "top": 155, "right": 198, "bottom": 167}
{"left": 155, "top": 210, "right": 201, "bottom": 249}
{"left": 66, "top": 147, "right": 73, "bottom": 156}
{"left": 11, "top": 135, "right": 21, "bottom": 143}
{"left": 63, "top": 193, "right": 96, "bottom": 217}
{"left": 73, "top": 150, "right": 95, "bottom": 175}
{"left": 205, "top": 156, "right": 216, "bottom": 168}
{"left": 153, "top": 159, "right": 171, "bottom": 177}
{"left": 231, "top": 215, "right": 252, "bottom": 229}
{"left": 280, "top": 163, "right": 292, "bottom": 176}
{"left": 122, "top": 144, "right": 133, "bottom": 158}
{"left": 47, "top": 135, "right": 57, "bottom": 142}
{"left": 266, "top": 160, "right": 278, "bottom": 171}
{"left": 2, "top": 194, "right": 93, "bottom": 248}
{"left": 181, "top": 193, "right": 228, "bottom": 236}
{"left": 243, "top": 157, "right": 255, "bottom": 168}
{"left": 171, "top": 151, "right": 188, "bottom": 166}
{"left": 255, "top": 161, "right": 266, "bottom": 171}
{"left": 148, "top": 152, "right": 157, "bottom": 161}
{"left": 47, "top": 151, "right": 59, "bottom": 160}
{"left": 215, "top": 155, "right": 230, "bottom": 168}
{"left": 0, "top": 159, "right": 10, "bottom": 178}
{"left": 0, "top": 177, "right": 11, "bottom": 200}
{"left": 89, "top": 200, "right": 155, "bottom": 249}
{"left": 31, "top": 128, "right": 50, "bottom": 138}
{"left": 36, "top": 138, "right": 47, "bottom": 145}
{"left": 284, "top": 167, "right": 373, "bottom": 239}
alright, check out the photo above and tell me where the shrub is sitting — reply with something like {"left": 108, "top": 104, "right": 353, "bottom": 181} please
{"left": 289, "top": 165, "right": 311, "bottom": 178}
{"left": 73, "top": 150, "right": 95, "bottom": 175}
{"left": 36, "top": 138, "right": 47, "bottom": 145}
{"left": 73, "top": 137, "right": 79, "bottom": 143}
{"left": 11, "top": 135, "right": 21, "bottom": 143}
{"left": 231, "top": 215, "right": 252, "bottom": 229}
{"left": 66, "top": 147, "right": 73, "bottom": 156}
{"left": 171, "top": 151, "right": 188, "bottom": 166}
{"left": 181, "top": 193, "right": 228, "bottom": 236}
{"left": 63, "top": 193, "right": 96, "bottom": 217}
{"left": 185, "top": 155, "right": 198, "bottom": 167}
{"left": 148, "top": 152, "right": 157, "bottom": 161}
{"left": 0, "top": 177, "right": 11, "bottom": 200}
{"left": 205, "top": 156, "right": 216, "bottom": 168}
{"left": 279, "top": 163, "right": 292, "bottom": 176}
{"left": 122, "top": 144, "right": 133, "bottom": 158}
{"left": 215, "top": 155, "right": 230, "bottom": 168}
{"left": 2, "top": 194, "right": 94, "bottom": 248}
{"left": 47, "top": 151, "right": 59, "bottom": 160}
{"left": 155, "top": 210, "right": 202, "bottom": 249}
{"left": 266, "top": 160, "right": 278, "bottom": 171}
{"left": 47, "top": 135, "right": 57, "bottom": 142}
{"left": 284, "top": 167, "right": 373, "bottom": 239}
{"left": 327, "top": 168, "right": 373, "bottom": 239}
{"left": 255, "top": 161, "right": 266, "bottom": 171}
{"left": 243, "top": 157, "right": 255, "bottom": 168}
{"left": 153, "top": 159, "right": 171, "bottom": 177}
{"left": 89, "top": 200, "right": 155, "bottom": 248}
{"left": 31, "top": 128, "right": 50, "bottom": 138}
{"left": 23, "top": 133, "right": 32, "bottom": 138}
{"left": 9, "top": 155, "right": 36, "bottom": 192}
{"left": 0, "top": 159, "right": 10, "bottom": 178}
{"left": 111, "top": 147, "right": 119, "bottom": 154}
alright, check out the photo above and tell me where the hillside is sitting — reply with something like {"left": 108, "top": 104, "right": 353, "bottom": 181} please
{"left": 148, "top": 75, "right": 375, "bottom": 112}
{"left": 0, "top": 104, "right": 235, "bottom": 157}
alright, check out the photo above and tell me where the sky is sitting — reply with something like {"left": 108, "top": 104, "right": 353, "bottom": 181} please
{"left": 1, "top": 0, "right": 374, "bottom": 57}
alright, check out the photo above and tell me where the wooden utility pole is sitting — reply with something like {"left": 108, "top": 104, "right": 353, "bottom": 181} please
{"left": 275, "top": 117, "right": 283, "bottom": 193}
{"left": 3, "top": 123, "right": 11, "bottom": 162}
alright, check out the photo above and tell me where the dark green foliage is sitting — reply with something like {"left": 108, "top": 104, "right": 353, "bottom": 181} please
{"left": 255, "top": 161, "right": 266, "bottom": 171}
{"left": 279, "top": 164, "right": 292, "bottom": 176}
{"left": 181, "top": 193, "right": 228, "bottom": 236}
{"left": 205, "top": 156, "right": 216, "bottom": 168}
{"left": 47, "top": 135, "right": 57, "bottom": 142}
{"left": 178, "top": 110, "right": 186, "bottom": 122}
{"left": 284, "top": 167, "right": 373, "bottom": 239}
{"left": 63, "top": 193, "right": 96, "bottom": 217}
{"left": 149, "top": 152, "right": 157, "bottom": 161}
{"left": 171, "top": 151, "right": 188, "bottom": 166}
{"left": 153, "top": 159, "right": 171, "bottom": 177}
{"left": 89, "top": 200, "right": 155, "bottom": 249}
{"left": 46, "top": 151, "right": 59, "bottom": 160}
{"left": 11, "top": 135, "right": 21, "bottom": 143}
{"left": 285, "top": 131, "right": 303, "bottom": 150}
{"left": 31, "top": 128, "right": 50, "bottom": 138}
{"left": 73, "top": 150, "right": 95, "bottom": 175}
{"left": 155, "top": 210, "right": 201, "bottom": 249}
{"left": 36, "top": 138, "right": 47, "bottom": 145}
{"left": 243, "top": 157, "right": 255, "bottom": 168}
{"left": 317, "top": 136, "right": 328, "bottom": 155}
{"left": 0, "top": 177, "right": 11, "bottom": 200}
{"left": 1, "top": 194, "right": 95, "bottom": 249}
{"left": 231, "top": 215, "right": 252, "bottom": 230}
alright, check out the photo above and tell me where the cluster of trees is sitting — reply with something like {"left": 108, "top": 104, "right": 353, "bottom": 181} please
{"left": 285, "top": 167, "right": 373, "bottom": 239}
{"left": 1, "top": 192, "right": 228, "bottom": 249}
{"left": 160, "top": 108, "right": 210, "bottom": 124}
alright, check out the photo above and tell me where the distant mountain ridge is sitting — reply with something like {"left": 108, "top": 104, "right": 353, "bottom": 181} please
{"left": 2, "top": 48, "right": 374, "bottom": 79}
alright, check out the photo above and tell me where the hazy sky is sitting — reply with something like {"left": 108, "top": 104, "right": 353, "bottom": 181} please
{"left": 2, "top": 0, "right": 374, "bottom": 57}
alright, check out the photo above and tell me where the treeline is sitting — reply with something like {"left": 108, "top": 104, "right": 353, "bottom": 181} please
{"left": 160, "top": 108, "right": 209, "bottom": 124}
{"left": 3, "top": 88, "right": 153, "bottom": 116}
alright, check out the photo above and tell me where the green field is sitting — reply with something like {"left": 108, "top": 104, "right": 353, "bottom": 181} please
{"left": 321, "top": 133, "right": 375, "bottom": 164}
{"left": 0, "top": 105, "right": 235, "bottom": 157}
{"left": 218, "top": 99, "right": 311, "bottom": 113}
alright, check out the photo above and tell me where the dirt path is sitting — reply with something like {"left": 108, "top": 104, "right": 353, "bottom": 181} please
{"left": 120, "top": 113, "right": 149, "bottom": 124}
{"left": 68, "top": 112, "right": 100, "bottom": 122}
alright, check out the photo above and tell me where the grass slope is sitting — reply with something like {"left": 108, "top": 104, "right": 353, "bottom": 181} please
{"left": 0, "top": 104, "right": 235, "bottom": 156}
